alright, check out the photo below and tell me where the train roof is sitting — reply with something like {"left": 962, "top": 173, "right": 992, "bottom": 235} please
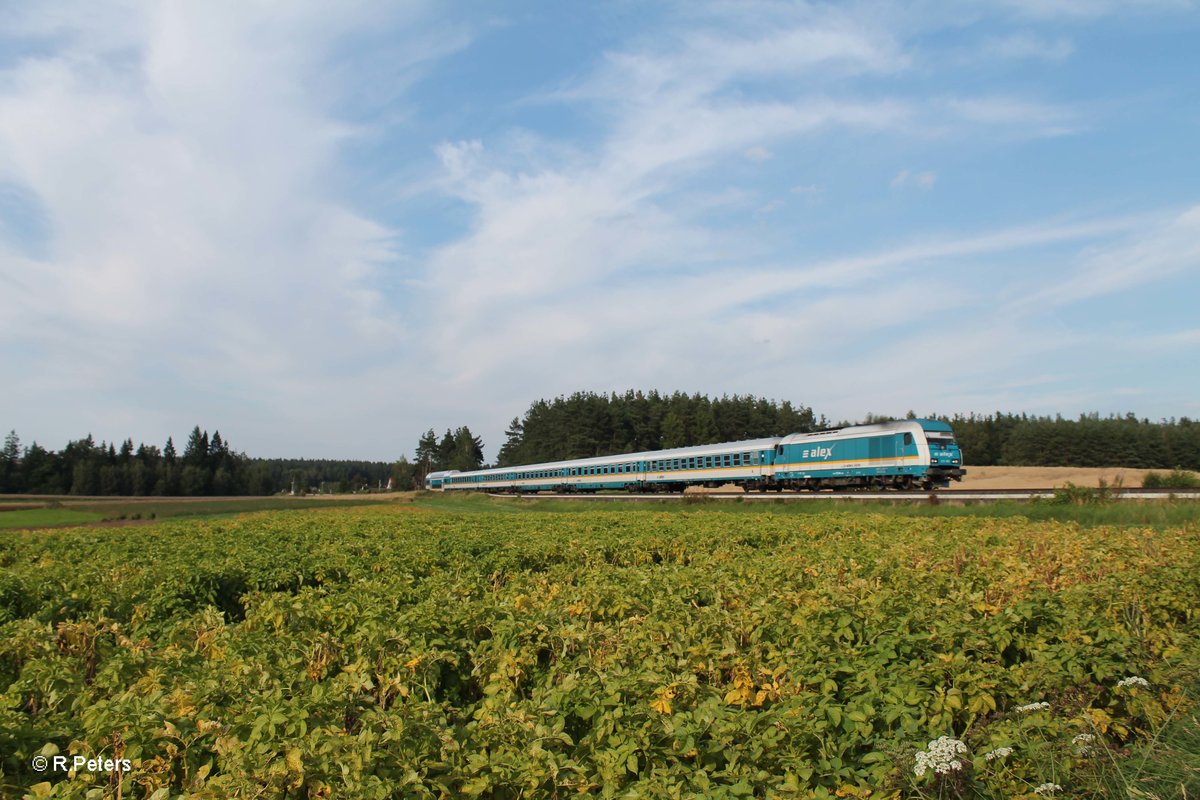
{"left": 457, "top": 435, "right": 784, "bottom": 479}
{"left": 778, "top": 418, "right": 925, "bottom": 445}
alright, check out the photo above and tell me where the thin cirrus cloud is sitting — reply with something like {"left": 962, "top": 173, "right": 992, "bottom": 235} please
{"left": 891, "top": 169, "right": 937, "bottom": 190}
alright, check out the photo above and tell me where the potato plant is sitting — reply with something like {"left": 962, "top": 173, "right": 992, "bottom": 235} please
{"left": 0, "top": 506, "right": 1196, "bottom": 798}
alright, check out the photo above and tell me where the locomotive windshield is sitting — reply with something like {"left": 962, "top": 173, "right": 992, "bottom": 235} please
{"left": 926, "top": 432, "right": 957, "bottom": 447}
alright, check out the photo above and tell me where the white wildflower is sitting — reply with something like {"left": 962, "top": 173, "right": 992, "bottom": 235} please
{"left": 1117, "top": 676, "right": 1150, "bottom": 689}
{"left": 913, "top": 736, "right": 968, "bottom": 777}
{"left": 1072, "top": 733, "right": 1094, "bottom": 745}
{"left": 1033, "top": 783, "right": 1062, "bottom": 795}
{"left": 984, "top": 746, "right": 1013, "bottom": 761}
{"left": 1015, "top": 701, "right": 1050, "bottom": 713}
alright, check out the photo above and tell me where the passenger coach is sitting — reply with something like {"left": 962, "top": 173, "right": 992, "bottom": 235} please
{"left": 438, "top": 419, "right": 964, "bottom": 493}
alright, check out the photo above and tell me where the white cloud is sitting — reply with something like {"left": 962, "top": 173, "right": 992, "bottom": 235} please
{"left": 978, "top": 33, "right": 1075, "bottom": 61}
{"left": 0, "top": 2, "right": 466, "bottom": 456}
{"left": 744, "top": 146, "right": 774, "bottom": 162}
{"left": 1011, "top": 205, "right": 1200, "bottom": 311}
{"left": 996, "top": 0, "right": 1196, "bottom": 19}
{"left": 941, "top": 96, "right": 1079, "bottom": 137}
{"left": 891, "top": 169, "right": 937, "bottom": 190}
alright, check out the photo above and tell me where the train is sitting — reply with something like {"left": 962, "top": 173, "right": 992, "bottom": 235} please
{"left": 425, "top": 418, "right": 964, "bottom": 493}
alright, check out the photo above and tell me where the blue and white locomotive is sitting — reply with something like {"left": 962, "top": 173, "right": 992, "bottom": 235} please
{"left": 436, "top": 418, "right": 964, "bottom": 493}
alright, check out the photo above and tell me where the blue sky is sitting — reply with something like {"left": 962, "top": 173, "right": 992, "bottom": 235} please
{"left": 2, "top": 1, "right": 1198, "bottom": 461}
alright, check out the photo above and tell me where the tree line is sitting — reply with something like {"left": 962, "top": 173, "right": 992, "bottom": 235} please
{"left": 401, "top": 396, "right": 1199, "bottom": 489}
{"left": 492, "top": 390, "right": 819, "bottom": 468}
{"left": 401, "top": 390, "right": 818, "bottom": 487}
{"left": 0, "top": 427, "right": 393, "bottom": 496}
{"left": 939, "top": 412, "right": 1200, "bottom": 470}
{"left": 8, "top": 402, "right": 1198, "bottom": 497}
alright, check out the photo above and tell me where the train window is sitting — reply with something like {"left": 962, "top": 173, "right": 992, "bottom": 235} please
{"left": 733, "top": 454, "right": 740, "bottom": 466}
{"left": 904, "top": 433, "right": 913, "bottom": 446}
{"left": 724, "top": 455, "right": 732, "bottom": 467}
{"left": 743, "top": 452, "right": 751, "bottom": 464}
{"left": 776, "top": 445, "right": 784, "bottom": 455}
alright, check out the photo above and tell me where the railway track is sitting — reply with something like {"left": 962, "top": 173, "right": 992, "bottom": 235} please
{"left": 486, "top": 488, "right": 1200, "bottom": 502}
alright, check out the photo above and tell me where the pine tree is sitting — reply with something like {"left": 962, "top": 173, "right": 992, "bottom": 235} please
{"left": 183, "top": 427, "right": 208, "bottom": 468}
{"left": 1, "top": 430, "right": 21, "bottom": 492}
{"left": 660, "top": 409, "right": 688, "bottom": 449}
{"left": 450, "top": 427, "right": 485, "bottom": 471}
{"left": 415, "top": 430, "right": 439, "bottom": 479}
{"left": 437, "top": 430, "right": 456, "bottom": 470}
{"left": 496, "top": 418, "right": 524, "bottom": 467}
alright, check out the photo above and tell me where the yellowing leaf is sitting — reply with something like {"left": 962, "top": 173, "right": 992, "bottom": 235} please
{"left": 1089, "top": 708, "right": 1112, "bottom": 734}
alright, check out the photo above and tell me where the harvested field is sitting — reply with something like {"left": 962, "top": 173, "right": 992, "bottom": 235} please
{"left": 957, "top": 465, "right": 1199, "bottom": 489}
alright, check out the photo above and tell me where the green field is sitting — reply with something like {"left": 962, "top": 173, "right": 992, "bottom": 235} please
{"left": 0, "top": 495, "right": 402, "bottom": 529}
{"left": 0, "top": 509, "right": 107, "bottom": 530}
{"left": 1, "top": 501, "right": 1197, "bottom": 798}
